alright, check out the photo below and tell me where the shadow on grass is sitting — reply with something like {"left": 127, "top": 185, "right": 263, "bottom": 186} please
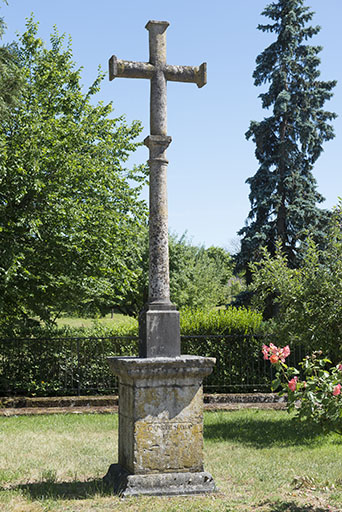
{"left": 261, "top": 501, "right": 332, "bottom": 512}
{"left": 8, "top": 478, "right": 113, "bottom": 500}
{"left": 204, "top": 412, "right": 341, "bottom": 448}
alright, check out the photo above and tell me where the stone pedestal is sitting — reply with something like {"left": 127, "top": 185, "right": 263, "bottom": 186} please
{"left": 104, "top": 356, "right": 216, "bottom": 496}
{"left": 139, "top": 303, "right": 180, "bottom": 357}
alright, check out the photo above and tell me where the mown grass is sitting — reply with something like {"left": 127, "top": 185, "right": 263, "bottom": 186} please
{"left": 55, "top": 307, "right": 263, "bottom": 336}
{"left": 1, "top": 410, "right": 342, "bottom": 511}
{"left": 55, "top": 313, "right": 137, "bottom": 330}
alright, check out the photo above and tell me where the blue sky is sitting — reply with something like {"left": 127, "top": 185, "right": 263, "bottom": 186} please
{"left": 2, "top": 0, "right": 342, "bottom": 251}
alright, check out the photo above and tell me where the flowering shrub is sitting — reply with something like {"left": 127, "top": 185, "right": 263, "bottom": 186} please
{"left": 263, "top": 344, "right": 342, "bottom": 434}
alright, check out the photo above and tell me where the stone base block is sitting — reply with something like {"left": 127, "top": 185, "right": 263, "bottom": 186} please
{"left": 106, "top": 356, "right": 216, "bottom": 496}
{"left": 104, "top": 464, "right": 216, "bottom": 496}
{"left": 139, "top": 303, "right": 180, "bottom": 357}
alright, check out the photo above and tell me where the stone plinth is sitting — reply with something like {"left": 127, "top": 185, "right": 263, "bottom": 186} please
{"left": 139, "top": 303, "right": 180, "bottom": 357}
{"left": 104, "top": 356, "right": 216, "bottom": 496}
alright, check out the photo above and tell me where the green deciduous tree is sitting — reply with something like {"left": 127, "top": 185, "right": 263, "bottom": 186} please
{"left": 0, "top": 18, "right": 148, "bottom": 333}
{"left": 169, "top": 234, "right": 233, "bottom": 310}
{"left": 237, "top": 0, "right": 336, "bottom": 281}
{"left": 0, "top": 1, "right": 24, "bottom": 118}
{"left": 250, "top": 204, "right": 342, "bottom": 361}
{"left": 116, "top": 232, "right": 235, "bottom": 316}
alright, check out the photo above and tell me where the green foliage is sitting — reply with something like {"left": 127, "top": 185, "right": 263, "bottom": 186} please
{"left": 179, "top": 307, "right": 265, "bottom": 393}
{"left": 180, "top": 306, "right": 263, "bottom": 335}
{"left": 0, "top": 337, "right": 138, "bottom": 397}
{"left": 0, "top": 320, "right": 139, "bottom": 396}
{"left": 0, "top": 18, "right": 148, "bottom": 333}
{"left": 49, "top": 320, "right": 138, "bottom": 338}
{"left": 169, "top": 234, "right": 234, "bottom": 309}
{"left": 117, "top": 232, "right": 236, "bottom": 317}
{"left": 0, "top": 307, "right": 267, "bottom": 396}
{"left": 8, "top": 306, "right": 262, "bottom": 338}
{"left": 265, "top": 345, "right": 342, "bottom": 435}
{"left": 237, "top": 0, "right": 336, "bottom": 279}
{"left": 0, "top": 2, "right": 24, "bottom": 118}
{"left": 250, "top": 206, "right": 342, "bottom": 360}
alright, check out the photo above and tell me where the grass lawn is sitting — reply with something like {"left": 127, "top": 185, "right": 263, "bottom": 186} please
{"left": 55, "top": 313, "right": 138, "bottom": 330}
{"left": 1, "top": 410, "right": 342, "bottom": 511}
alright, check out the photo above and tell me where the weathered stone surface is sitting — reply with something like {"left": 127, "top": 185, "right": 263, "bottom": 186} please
{"left": 104, "top": 464, "right": 216, "bottom": 496}
{"left": 144, "top": 135, "right": 172, "bottom": 306}
{"left": 107, "top": 356, "right": 216, "bottom": 384}
{"left": 139, "top": 305, "right": 180, "bottom": 357}
{"left": 107, "top": 21, "right": 212, "bottom": 496}
{"left": 109, "top": 20, "right": 206, "bottom": 357}
{"left": 106, "top": 356, "right": 216, "bottom": 493}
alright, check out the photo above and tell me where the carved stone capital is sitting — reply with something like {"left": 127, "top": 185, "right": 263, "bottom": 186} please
{"left": 144, "top": 135, "right": 172, "bottom": 163}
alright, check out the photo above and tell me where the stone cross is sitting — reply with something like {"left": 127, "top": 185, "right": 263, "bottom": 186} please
{"left": 105, "top": 22, "right": 215, "bottom": 497}
{"left": 109, "top": 20, "right": 206, "bottom": 357}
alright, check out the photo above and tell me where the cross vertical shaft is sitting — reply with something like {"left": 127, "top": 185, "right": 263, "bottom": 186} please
{"left": 145, "top": 21, "right": 171, "bottom": 307}
{"left": 109, "top": 20, "right": 207, "bottom": 357}
{"left": 147, "top": 21, "right": 168, "bottom": 136}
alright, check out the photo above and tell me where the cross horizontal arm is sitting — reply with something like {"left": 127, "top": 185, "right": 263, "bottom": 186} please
{"left": 165, "top": 62, "right": 207, "bottom": 88}
{"left": 109, "top": 55, "right": 154, "bottom": 81}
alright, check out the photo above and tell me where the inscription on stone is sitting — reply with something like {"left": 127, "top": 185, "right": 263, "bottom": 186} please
{"left": 140, "top": 422, "right": 195, "bottom": 432}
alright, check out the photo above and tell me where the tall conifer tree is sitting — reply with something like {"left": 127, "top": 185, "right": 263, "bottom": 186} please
{"left": 237, "top": 0, "right": 337, "bottom": 281}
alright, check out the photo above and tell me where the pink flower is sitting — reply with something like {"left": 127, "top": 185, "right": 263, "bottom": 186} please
{"left": 338, "top": 364, "right": 342, "bottom": 372}
{"left": 262, "top": 344, "right": 269, "bottom": 360}
{"left": 282, "top": 345, "right": 291, "bottom": 359}
{"left": 277, "top": 345, "right": 290, "bottom": 362}
{"left": 288, "top": 377, "right": 298, "bottom": 392}
{"left": 269, "top": 343, "right": 277, "bottom": 353}
{"left": 262, "top": 343, "right": 291, "bottom": 364}
{"left": 333, "top": 384, "right": 341, "bottom": 396}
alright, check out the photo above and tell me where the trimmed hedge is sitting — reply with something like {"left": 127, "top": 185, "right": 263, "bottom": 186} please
{"left": 179, "top": 307, "right": 268, "bottom": 393}
{"left": 180, "top": 307, "right": 263, "bottom": 335}
{"left": 0, "top": 335, "right": 138, "bottom": 396}
{"left": 0, "top": 307, "right": 269, "bottom": 396}
{"left": 0, "top": 306, "right": 262, "bottom": 340}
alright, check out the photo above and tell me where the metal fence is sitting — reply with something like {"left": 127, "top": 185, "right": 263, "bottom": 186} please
{"left": 0, "top": 334, "right": 304, "bottom": 397}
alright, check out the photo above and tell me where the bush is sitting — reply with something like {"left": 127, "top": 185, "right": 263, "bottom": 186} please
{"left": 180, "top": 307, "right": 267, "bottom": 393}
{"left": 250, "top": 207, "right": 342, "bottom": 361}
{"left": 0, "top": 308, "right": 269, "bottom": 396}
{"left": 0, "top": 321, "right": 139, "bottom": 396}
{"left": 263, "top": 343, "right": 342, "bottom": 435}
{"left": 0, "top": 331, "right": 139, "bottom": 397}
{"left": 169, "top": 238, "right": 234, "bottom": 309}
